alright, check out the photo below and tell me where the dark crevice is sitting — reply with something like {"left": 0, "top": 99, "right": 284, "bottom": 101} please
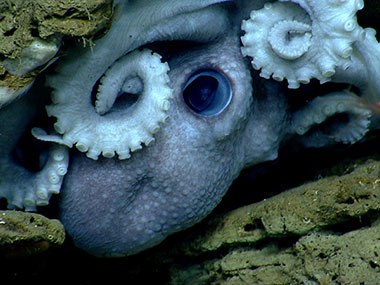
{"left": 217, "top": 130, "right": 380, "bottom": 212}
{"left": 0, "top": 198, "right": 7, "bottom": 210}
{"left": 6, "top": 78, "right": 53, "bottom": 173}
{"left": 111, "top": 92, "right": 139, "bottom": 112}
{"left": 3, "top": 27, "right": 16, "bottom": 37}
{"left": 143, "top": 40, "right": 208, "bottom": 63}
{"left": 30, "top": 27, "right": 39, "bottom": 38}
{"left": 250, "top": 236, "right": 300, "bottom": 252}
{"left": 90, "top": 75, "right": 102, "bottom": 107}
{"left": 302, "top": 112, "right": 352, "bottom": 139}
{"left": 244, "top": 219, "right": 265, "bottom": 232}
{"left": 90, "top": 73, "right": 140, "bottom": 115}
{"left": 340, "top": 196, "right": 355, "bottom": 205}
{"left": 63, "top": 7, "right": 80, "bottom": 18}
{"left": 322, "top": 211, "right": 376, "bottom": 234}
{"left": 357, "top": 5, "right": 380, "bottom": 41}
{"left": 10, "top": 128, "right": 49, "bottom": 173}
{"left": 369, "top": 260, "right": 380, "bottom": 269}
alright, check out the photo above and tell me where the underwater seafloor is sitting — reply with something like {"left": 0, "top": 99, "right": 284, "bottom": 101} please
{"left": 1, "top": 0, "right": 380, "bottom": 284}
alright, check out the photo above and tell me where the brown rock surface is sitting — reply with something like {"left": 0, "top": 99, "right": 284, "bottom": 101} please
{"left": 166, "top": 155, "right": 380, "bottom": 284}
{"left": 0, "top": 0, "right": 113, "bottom": 100}
{"left": 0, "top": 210, "right": 65, "bottom": 258}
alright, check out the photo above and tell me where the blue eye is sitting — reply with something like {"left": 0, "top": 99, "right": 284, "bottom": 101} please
{"left": 183, "top": 69, "right": 232, "bottom": 116}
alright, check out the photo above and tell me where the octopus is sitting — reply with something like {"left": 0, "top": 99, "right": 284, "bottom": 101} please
{"left": 0, "top": 0, "right": 380, "bottom": 257}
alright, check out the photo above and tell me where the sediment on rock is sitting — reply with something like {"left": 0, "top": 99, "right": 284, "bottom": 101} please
{"left": 164, "top": 155, "right": 380, "bottom": 284}
{"left": 0, "top": 210, "right": 65, "bottom": 258}
{"left": 0, "top": 0, "right": 113, "bottom": 105}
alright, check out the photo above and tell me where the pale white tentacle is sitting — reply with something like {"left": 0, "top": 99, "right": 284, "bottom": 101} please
{"left": 291, "top": 92, "right": 371, "bottom": 145}
{"left": 241, "top": 0, "right": 365, "bottom": 88}
{"left": 44, "top": 49, "right": 173, "bottom": 160}
{"left": 268, "top": 19, "right": 312, "bottom": 61}
{"left": 0, "top": 144, "right": 69, "bottom": 211}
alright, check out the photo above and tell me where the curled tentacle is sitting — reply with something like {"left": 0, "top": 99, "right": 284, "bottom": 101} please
{"left": 32, "top": 144, "right": 69, "bottom": 208}
{"left": 291, "top": 92, "right": 372, "bottom": 146}
{"left": 44, "top": 49, "right": 173, "bottom": 160}
{"left": 241, "top": 0, "right": 365, "bottom": 88}
{"left": 268, "top": 19, "right": 312, "bottom": 61}
{"left": 0, "top": 144, "right": 69, "bottom": 211}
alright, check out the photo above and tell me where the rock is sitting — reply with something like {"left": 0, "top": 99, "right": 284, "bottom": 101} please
{"left": 177, "top": 159, "right": 380, "bottom": 254}
{"left": 0, "top": 0, "right": 113, "bottom": 59}
{"left": 0, "top": 210, "right": 65, "bottom": 258}
{"left": 0, "top": 0, "right": 113, "bottom": 107}
{"left": 165, "top": 155, "right": 380, "bottom": 284}
{"left": 2, "top": 37, "right": 60, "bottom": 77}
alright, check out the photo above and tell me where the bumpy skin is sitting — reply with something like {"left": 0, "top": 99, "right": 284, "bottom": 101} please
{"left": 1, "top": 0, "right": 380, "bottom": 257}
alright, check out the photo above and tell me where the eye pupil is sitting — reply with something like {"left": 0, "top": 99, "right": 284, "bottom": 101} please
{"left": 183, "top": 69, "right": 232, "bottom": 116}
{"left": 184, "top": 76, "right": 218, "bottom": 112}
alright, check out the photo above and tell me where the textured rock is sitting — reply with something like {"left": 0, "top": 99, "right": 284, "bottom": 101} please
{"left": 166, "top": 154, "right": 380, "bottom": 284}
{"left": 0, "top": 0, "right": 113, "bottom": 105}
{"left": 0, "top": 0, "right": 112, "bottom": 59}
{"left": 0, "top": 210, "right": 65, "bottom": 258}
{"left": 176, "top": 158, "right": 380, "bottom": 254}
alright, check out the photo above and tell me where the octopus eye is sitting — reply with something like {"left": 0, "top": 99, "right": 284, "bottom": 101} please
{"left": 183, "top": 69, "right": 232, "bottom": 116}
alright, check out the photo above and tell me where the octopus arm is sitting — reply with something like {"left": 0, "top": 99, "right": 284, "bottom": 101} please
{"left": 46, "top": 49, "right": 172, "bottom": 160}
{"left": 0, "top": 90, "right": 69, "bottom": 210}
{"left": 41, "top": 1, "right": 231, "bottom": 160}
{"left": 291, "top": 92, "right": 372, "bottom": 147}
{"left": 241, "top": 0, "right": 365, "bottom": 88}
